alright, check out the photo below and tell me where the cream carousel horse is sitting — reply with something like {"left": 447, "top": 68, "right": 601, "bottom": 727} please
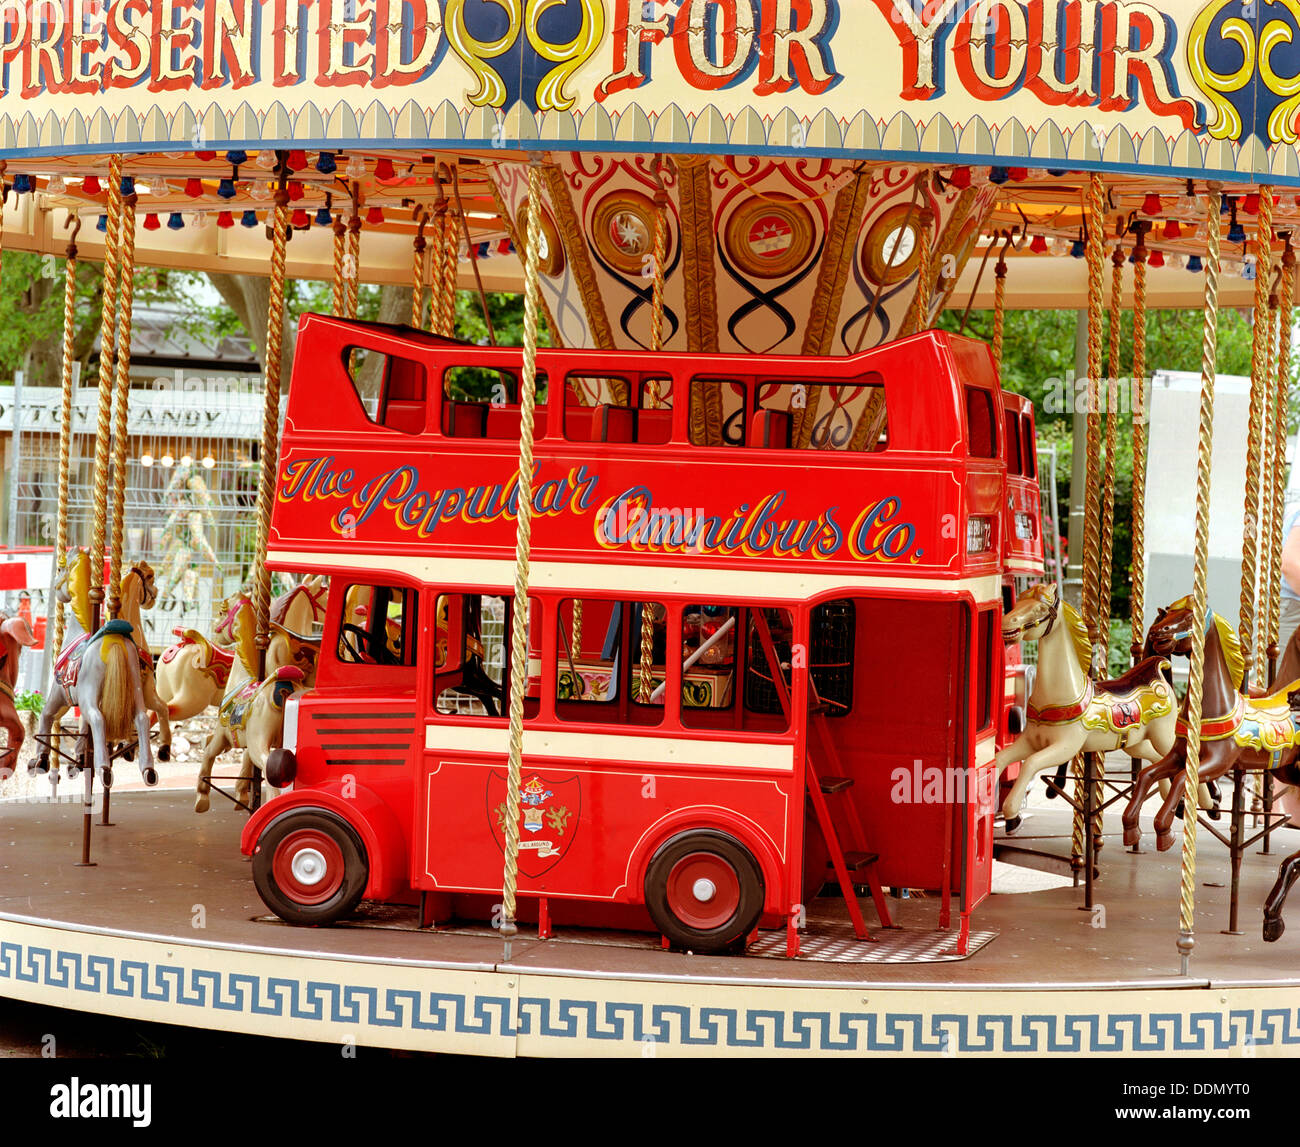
{"left": 155, "top": 575, "right": 327, "bottom": 721}
{"left": 194, "top": 595, "right": 319, "bottom": 812}
{"left": 0, "top": 611, "right": 36, "bottom": 775}
{"left": 35, "top": 551, "right": 169, "bottom": 783}
{"left": 995, "top": 583, "right": 1177, "bottom": 832}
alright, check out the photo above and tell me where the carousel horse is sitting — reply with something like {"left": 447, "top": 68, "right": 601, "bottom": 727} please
{"left": 995, "top": 583, "right": 1177, "bottom": 832}
{"left": 35, "top": 552, "right": 167, "bottom": 784}
{"left": 156, "top": 575, "right": 328, "bottom": 721}
{"left": 0, "top": 612, "right": 36, "bottom": 774}
{"left": 194, "top": 595, "right": 319, "bottom": 813}
{"left": 1122, "top": 604, "right": 1300, "bottom": 852}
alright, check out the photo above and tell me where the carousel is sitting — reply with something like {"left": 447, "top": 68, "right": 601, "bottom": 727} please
{"left": 1, "top": 0, "right": 1300, "bottom": 1059}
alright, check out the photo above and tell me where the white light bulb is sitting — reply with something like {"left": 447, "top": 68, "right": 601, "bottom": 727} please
{"left": 181, "top": 454, "right": 193, "bottom": 466}
{"left": 346, "top": 154, "right": 367, "bottom": 180}
{"left": 45, "top": 175, "right": 66, "bottom": 195}
{"left": 250, "top": 181, "right": 271, "bottom": 202}
{"left": 161, "top": 453, "right": 175, "bottom": 467}
{"left": 255, "top": 151, "right": 277, "bottom": 170}
{"left": 140, "top": 453, "right": 153, "bottom": 467}
{"left": 201, "top": 454, "right": 215, "bottom": 470}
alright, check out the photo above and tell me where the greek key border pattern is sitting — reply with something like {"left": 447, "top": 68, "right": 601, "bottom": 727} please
{"left": 1, "top": 940, "right": 1296, "bottom": 1053}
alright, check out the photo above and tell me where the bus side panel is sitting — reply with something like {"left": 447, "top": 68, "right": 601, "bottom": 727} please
{"left": 415, "top": 748, "right": 794, "bottom": 913}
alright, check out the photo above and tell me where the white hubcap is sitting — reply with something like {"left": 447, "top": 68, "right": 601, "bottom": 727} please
{"left": 291, "top": 847, "right": 327, "bottom": 887}
{"left": 692, "top": 878, "right": 717, "bottom": 902}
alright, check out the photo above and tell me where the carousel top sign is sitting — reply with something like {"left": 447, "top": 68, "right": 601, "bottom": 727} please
{"left": 0, "top": 0, "right": 1296, "bottom": 182}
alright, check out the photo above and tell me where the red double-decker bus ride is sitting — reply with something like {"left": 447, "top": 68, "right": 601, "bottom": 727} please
{"left": 240, "top": 312, "right": 1016, "bottom": 956}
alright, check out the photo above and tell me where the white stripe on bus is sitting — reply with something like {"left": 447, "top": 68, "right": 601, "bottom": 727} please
{"left": 269, "top": 550, "right": 1002, "bottom": 601}
{"left": 425, "top": 724, "right": 795, "bottom": 771}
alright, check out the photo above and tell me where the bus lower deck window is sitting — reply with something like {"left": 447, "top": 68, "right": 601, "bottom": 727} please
{"left": 338, "top": 584, "right": 418, "bottom": 667}
{"left": 434, "top": 593, "right": 539, "bottom": 720}
{"left": 555, "top": 599, "right": 666, "bottom": 725}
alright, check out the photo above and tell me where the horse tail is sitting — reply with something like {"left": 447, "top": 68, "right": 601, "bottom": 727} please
{"left": 99, "top": 636, "right": 136, "bottom": 742}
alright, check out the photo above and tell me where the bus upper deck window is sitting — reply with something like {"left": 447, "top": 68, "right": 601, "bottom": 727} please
{"left": 689, "top": 378, "right": 747, "bottom": 446}
{"left": 755, "top": 380, "right": 887, "bottom": 452}
{"left": 965, "top": 386, "right": 997, "bottom": 458}
{"left": 345, "top": 348, "right": 428, "bottom": 435}
{"left": 1004, "top": 411, "right": 1023, "bottom": 474}
{"left": 564, "top": 375, "right": 672, "bottom": 445}
{"left": 443, "top": 367, "right": 549, "bottom": 439}
{"left": 1022, "top": 415, "right": 1037, "bottom": 478}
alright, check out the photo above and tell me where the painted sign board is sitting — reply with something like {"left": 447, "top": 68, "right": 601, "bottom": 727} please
{"left": 0, "top": 1, "right": 1292, "bottom": 183}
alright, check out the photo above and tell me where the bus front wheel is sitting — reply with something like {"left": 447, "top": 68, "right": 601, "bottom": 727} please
{"left": 252, "top": 809, "right": 369, "bottom": 926}
{"left": 644, "top": 830, "right": 765, "bottom": 954}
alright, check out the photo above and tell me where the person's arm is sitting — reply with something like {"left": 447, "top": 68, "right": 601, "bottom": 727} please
{"left": 1282, "top": 520, "right": 1300, "bottom": 595}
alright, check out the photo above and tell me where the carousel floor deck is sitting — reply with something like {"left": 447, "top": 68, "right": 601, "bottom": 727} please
{"left": 2, "top": 787, "right": 1299, "bottom": 1056}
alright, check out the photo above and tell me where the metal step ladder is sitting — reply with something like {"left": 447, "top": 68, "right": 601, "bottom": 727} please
{"left": 750, "top": 609, "right": 892, "bottom": 952}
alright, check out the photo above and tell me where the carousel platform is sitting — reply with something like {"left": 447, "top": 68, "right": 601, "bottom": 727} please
{"left": 1, "top": 784, "right": 1299, "bottom": 1058}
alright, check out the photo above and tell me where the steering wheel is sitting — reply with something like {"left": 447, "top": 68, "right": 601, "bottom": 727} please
{"left": 461, "top": 652, "right": 506, "bottom": 716}
{"left": 340, "top": 622, "right": 377, "bottom": 664}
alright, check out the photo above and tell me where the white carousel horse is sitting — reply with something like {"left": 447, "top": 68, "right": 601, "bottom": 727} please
{"left": 156, "top": 576, "right": 328, "bottom": 721}
{"left": 194, "top": 596, "right": 319, "bottom": 813}
{"left": 35, "top": 552, "right": 168, "bottom": 784}
{"left": 994, "top": 583, "right": 1178, "bottom": 832}
{"left": 0, "top": 612, "right": 36, "bottom": 775}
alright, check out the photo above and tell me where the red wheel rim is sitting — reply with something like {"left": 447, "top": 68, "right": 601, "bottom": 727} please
{"left": 665, "top": 851, "right": 741, "bottom": 931}
{"left": 271, "top": 829, "right": 345, "bottom": 905}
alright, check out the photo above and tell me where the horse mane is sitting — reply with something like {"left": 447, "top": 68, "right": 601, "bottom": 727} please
{"left": 233, "top": 600, "right": 259, "bottom": 679}
{"left": 67, "top": 549, "right": 91, "bottom": 633}
{"left": 1060, "top": 602, "right": 1093, "bottom": 674}
{"left": 1210, "top": 612, "right": 1245, "bottom": 689}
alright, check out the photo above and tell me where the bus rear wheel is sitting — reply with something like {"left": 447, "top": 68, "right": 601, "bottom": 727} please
{"left": 644, "top": 830, "right": 764, "bottom": 953}
{"left": 252, "top": 809, "right": 369, "bottom": 926}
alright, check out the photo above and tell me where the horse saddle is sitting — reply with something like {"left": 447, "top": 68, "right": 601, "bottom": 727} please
{"left": 162, "top": 628, "right": 236, "bottom": 688}
{"left": 1079, "top": 656, "right": 1174, "bottom": 734}
{"left": 54, "top": 627, "right": 150, "bottom": 691}
{"left": 220, "top": 666, "right": 305, "bottom": 734}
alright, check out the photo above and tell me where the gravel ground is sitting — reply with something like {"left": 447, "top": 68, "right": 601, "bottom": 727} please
{"left": 1, "top": 713, "right": 220, "bottom": 802}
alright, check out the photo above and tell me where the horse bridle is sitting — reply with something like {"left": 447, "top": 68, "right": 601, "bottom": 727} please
{"left": 1006, "top": 587, "right": 1060, "bottom": 642}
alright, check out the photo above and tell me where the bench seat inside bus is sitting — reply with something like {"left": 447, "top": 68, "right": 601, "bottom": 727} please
{"left": 441, "top": 401, "right": 671, "bottom": 445}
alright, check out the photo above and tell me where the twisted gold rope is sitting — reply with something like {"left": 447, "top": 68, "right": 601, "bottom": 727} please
{"left": 50, "top": 228, "right": 79, "bottom": 760}
{"left": 411, "top": 210, "right": 428, "bottom": 329}
{"left": 331, "top": 215, "right": 346, "bottom": 317}
{"left": 638, "top": 186, "right": 672, "bottom": 703}
{"left": 1099, "top": 248, "right": 1123, "bottom": 642}
{"left": 1260, "top": 294, "right": 1279, "bottom": 670}
{"left": 1179, "top": 186, "right": 1223, "bottom": 972}
{"left": 1130, "top": 240, "right": 1149, "bottom": 659}
{"left": 254, "top": 194, "right": 290, "bottom": 658}
{"left": 501, "top": 159, "right": 545, "bottom": 945}
{"left": 440, "top": 202, "right": 458, "bottom": 337}
{"left": 88, "top": 154, "right": 123, "bottom": 610}
{"left": 428, "top": 196, "right": 448, "bottom": 333}
{"left": 1075, "top": 173, "right": 1107, "bottom": 871}
{"left": 992, "top": 254, "right": 1007, "bottom": 369}
{"left": 1240, "top": 188, "right": 1274, "bottom": 688}
{"left": 107, "top": 190, "right": 137, "bottom": 619}
{"left": 346, "top": 212, "right": 361, "bottom": 321}
{"left": 1269, "top": 242, "right": 1296, "bottom": 663}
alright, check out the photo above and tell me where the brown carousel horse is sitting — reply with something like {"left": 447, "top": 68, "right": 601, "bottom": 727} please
{"left": 994, "top": 583, "right": 1177, "bottom": 832}
{"left": 0, "top": 612, "right": 36, "bottom": 774}
{"left": 1122, "top": 603, "right": 1300, "bottom": 852}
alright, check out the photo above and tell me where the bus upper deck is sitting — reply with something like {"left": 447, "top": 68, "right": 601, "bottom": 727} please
{"left": 269, "top": 315, "right": 1010, "bottom": 596}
